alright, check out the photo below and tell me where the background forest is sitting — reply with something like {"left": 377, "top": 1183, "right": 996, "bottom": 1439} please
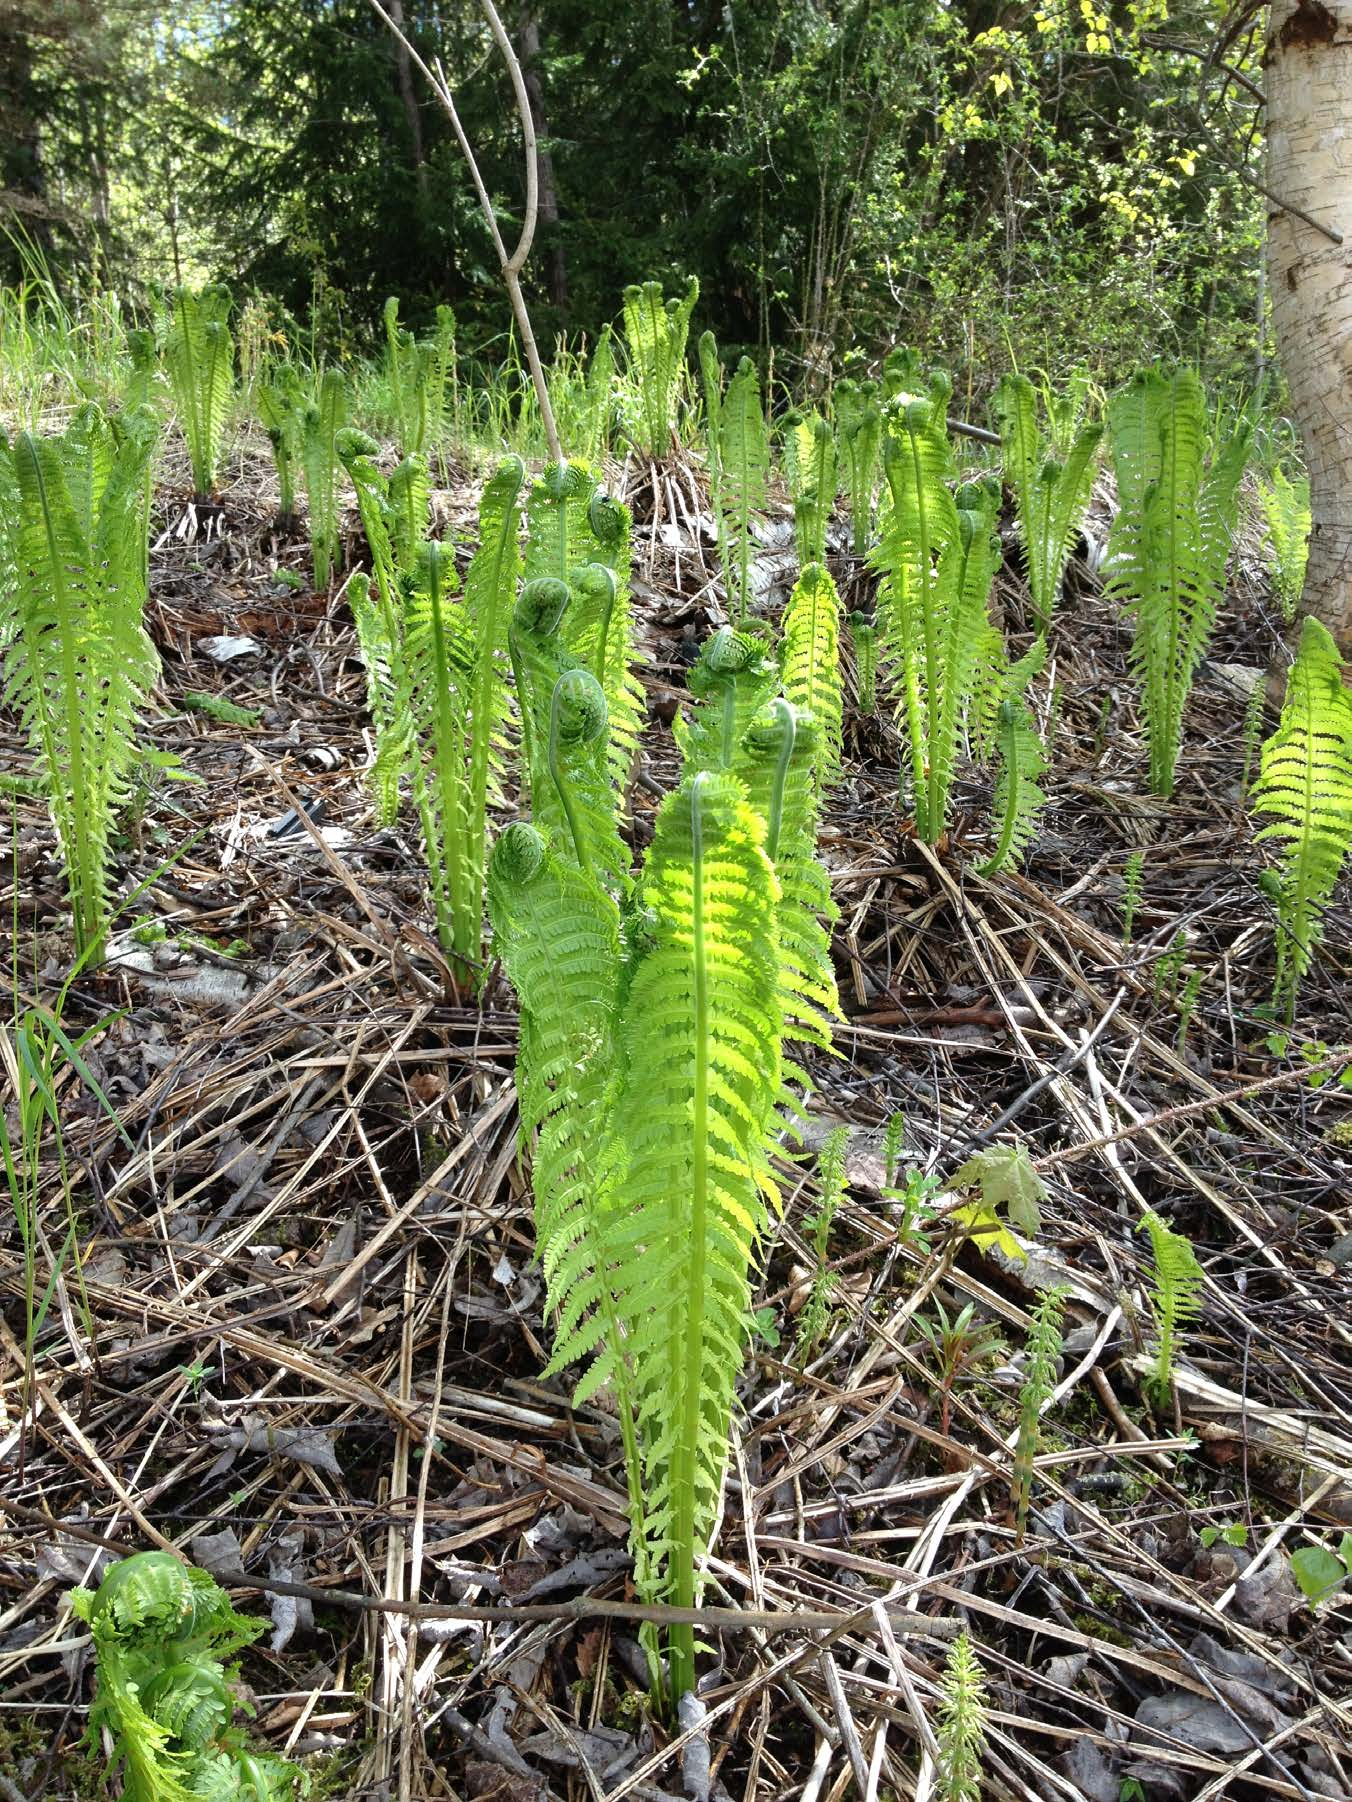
{"left": 2, "top": 0, "right": 1268, "bottom": 388}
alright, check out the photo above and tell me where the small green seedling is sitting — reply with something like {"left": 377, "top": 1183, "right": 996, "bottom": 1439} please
{"left": 1290, "top": 1534, "right": 1352, "bottom": 1607}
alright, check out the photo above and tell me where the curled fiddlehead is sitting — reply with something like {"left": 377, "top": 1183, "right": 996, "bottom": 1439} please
{"left": 549, "top": 669, "right": 609, "bottom": 873}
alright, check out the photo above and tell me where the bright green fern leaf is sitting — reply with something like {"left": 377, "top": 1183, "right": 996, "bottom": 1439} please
{"left": 785, "top": 413, "right": 837, "bottom": 567}
{"left": 1250, "top": 614, "right": 1352, "bottom": 1018}
{"left": 993, "top": 371, "right": 1101, "bottom": 628}
{"left": 608, "top": 771, "right": 783, "bottom": 1700}
{"left": 299, "top": 366, "right": 348, "bottom": 590}
{"left": 1257, "top": 460, "right": 1311, "bottom": 624}
{"left": 835, "top": 378, "right": 882, "bottom": 556}
{"left": 255, "top": 363, "right": 304, "bottom": 522}
{"left": 980, "top": 699, "right": 1047, "bottom": 875}
{"left": 1139, "top": 1210, "right": 1203, "bottom": 1401}
{"left": 781, "top": 562, "right": 843, "bottom": 788}
{"left": 163, "top": 285, "right": 234, "bottom": 500}
{"left": 1, "top": 404, "right": 160, "bottom": 954}
{"left": 621, "top": 277, "right": 699, "bottom": 458}
{"left": 1105, "top": 368, "right": 1249, "bottom": 796}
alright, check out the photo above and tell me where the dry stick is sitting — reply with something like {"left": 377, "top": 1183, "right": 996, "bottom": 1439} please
{"left": 366, "top": 0, "right": 562, "bottom": 463}
{"left": 0, "top": 1494, "right": 948, "bottom": 1639}
{"left": 1032, "top": 1048, "right": 1352, "bottom": 1171}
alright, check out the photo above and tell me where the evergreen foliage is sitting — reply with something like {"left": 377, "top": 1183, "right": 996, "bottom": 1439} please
{"left": 0, "top": 402, "right": 161, "bottom": 955}
{"left": 162, "top": 285, "right": 235, "bottom": 500}
{"left": 1104, "top": 368, "right": 1249, "bottom": 796}
{"left": 1250, "top": 615, "right": 1352, "bottom": 1017}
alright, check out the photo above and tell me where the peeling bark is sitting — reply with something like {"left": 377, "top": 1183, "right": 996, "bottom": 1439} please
{"left": 1267, "top": 0, "right": 1352, "bottom": 651}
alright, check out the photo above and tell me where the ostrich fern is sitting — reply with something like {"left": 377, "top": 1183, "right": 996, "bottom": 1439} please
{"left": 1140, "top": 1211, "right": 1203, "bottom": 1401}
{"left": 785, "top": 413, "right": 837, "bottom": 567}
{"left": 699, "top": 339, "right": 769, "bottom": 622}
{"left": 835, "top": 377, "right": 882, "bottom": 555}
{"left": 993, "top": 370, "right": 1101, "bottom": 628}
{"left": 0, "top": 404, "right": 161, "bottom": 956}
{"left": 1105, "top": 369, "right": 1249, "bottom": 795}
{"left": 781, "top": 562, "right": 843, "bottom": 788}
{"left": 383, "top": 297, "right": 458, "bottom": 457}
{"left": 300, "top": 367, "right": 348, "bottom": 590}
{"left": 621, "top": 277, "right": 699, "bottom": 458}
{"left": 71, "top": 1552, "right": 301, "bottom": 1801}
{"left": 163, "top": 284, "right": 234, "bottom": 500}
{"left": 872, "top": 377, "right": 1002, "bottom": 841}
{"left": 1257, "top": 460, "right": 1311, "bottom": 624}
{"left": 255, "top": 362, "right": 304, "bottom": 525}
{"left": 1250, "top": 615, "right": 1352, "bottom": 1017}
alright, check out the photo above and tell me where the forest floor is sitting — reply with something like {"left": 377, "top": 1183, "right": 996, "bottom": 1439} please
{"left": 1, "top": 435, "right": 1351, "bottom": 1802}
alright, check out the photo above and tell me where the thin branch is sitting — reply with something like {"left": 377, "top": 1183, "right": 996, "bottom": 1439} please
{"left": 366, "top": 0, "right": 562, "bottom": 461}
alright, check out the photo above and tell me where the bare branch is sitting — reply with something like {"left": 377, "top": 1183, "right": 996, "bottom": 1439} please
{"left": 366, "top": 0, "right": 562, "bottom": 462}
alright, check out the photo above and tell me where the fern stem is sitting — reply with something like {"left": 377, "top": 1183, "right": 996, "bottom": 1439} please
{"left": 764, "top": 699, "right": 796, "bottom": 861}
{"left": 549, "top": 678, "right": 593, "bottom": 876}
{"left": 670, "top": 771, "right": 713, "bottom": 1702}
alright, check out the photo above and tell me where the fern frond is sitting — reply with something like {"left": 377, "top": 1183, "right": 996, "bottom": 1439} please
{"left": 1105, "top": 369, "right": 1247, "bottom": 795}
{"left": 980, "top": 698, "right": 1047, "bottom": 875}
{"left": 848, "top": 611, "right": 878, "bottom": 715}
{"left": 994, "top": 371, "right": 1101, "bottom": 628}
{"left": 163, "top": 285, "right": 234, "bottom": 499}
{"left": 785, "top": 413, "right": 838, "bottom": 568}
{"left": 607, "top": 771, "right": 782, "bottom": 1699}
{"left": 835, "top": 378, "right": 882, "bottom": 555}
{"left": 387, "top": 451, "right": 433, "bottom": 578}
{"left": 299, "top": 366, "right": 347, "bottom": 590}
{"left": 781, "top": 562, "right": 843, "bottom": 788}
{"left": 255, "top": 363, "right": 304, "bottom": 519}
{"left": 1139, "top": 1210, "right": 1203, "bottom": 1401}
{"left": 720, "top": 357, "right": 770, "bottom": 622}
{"left": 1257, "top": 461, "right": 1311, "bottom": 624}
{"left": 2, "top": 406, "right": 159, "bottom": 953}
{"left": 676, "top": 626, "right": 779, "bottom": 779}
{"left": 621, "top": 277, "right": 699, "bottom": 458}
{"left": 1250, "top": 615, "right": 1352, "bottom": 1017}
{"left": 1011, "top": 1284, "right": 1066, "bottom": 1542}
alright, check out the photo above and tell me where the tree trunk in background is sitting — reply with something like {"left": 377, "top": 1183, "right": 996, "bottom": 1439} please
{"left": 1266, "top": 0, "right": 1352, "bottom": 652}
{"left": 519, "top": 12, "right": 568, "bottom": 319}
{"left": 388, "top": 0, "right": 429, "bottom": 205}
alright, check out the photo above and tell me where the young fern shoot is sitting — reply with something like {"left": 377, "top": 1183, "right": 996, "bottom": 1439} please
{"left": 300, "top": 366, "right": 349, "bottom": 590}
{"left": 980, "top": 698, "right": 1048, "bottom": 875}
{"left": 781, "top": 562, "right": 844, "bottom": 787}
{"left": 621, "top": 277, "right": 699, "bottom": 458}
{"left": 993, "top": 370, "right": 1101, "bottom": 628}
{"left": 1105, "top": 368, "right": 1249, "bottom": 796}
{"left": 1249, "top": 614, "right": 1352, "bottom": 1018}
{"left": 873, "top": 375, "right": 1002, "bottom": 841}
{"left": 1257, "top": 459, "right": 1311, "bottom": 624}
{"left": 1140, "top": 1210, "right": 1203, "bottom": 1402}
{"left": 1012, "top": 1285, "right": 1067, "bottom": 1542}
{"left": 256, "top": 362, "right": 304, "bottom": 526}
{"left": 835, "top": 377, "right": 882, "bottom": 555}
{"left": 785, "top": 413, "right": 837, "bottom": 567}
{"left": 1, "top": 405, "right": 161, "bottom": 956}
{"left": 163, "top": 283, "right": 235, "bottom": 500}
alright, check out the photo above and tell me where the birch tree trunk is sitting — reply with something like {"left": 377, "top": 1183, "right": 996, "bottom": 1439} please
{"left": 1266, "top": 0, "right": 1352, "bottom": 651}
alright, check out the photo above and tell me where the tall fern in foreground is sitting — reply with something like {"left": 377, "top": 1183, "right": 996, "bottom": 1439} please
{"left": 0, "top": 405, "right": 160, "bottom": 955}
{"left": 1256, "top": 459, "right": 1311, "bottom": 624}
{"left": 872, "top": 377, "right": 1002, "bottom": 841}
{"left": 1105, "top": 368, "right": 1249, "bottom": 796}
{"left": 993, "top": 370, "right": 1101, "bottom": 628}
{"left": 490, "top": 636, "right": 839, "bottom": 1708}
{"left": 300, "top": 366, "right": 349, "bottom": 590}
{"left": 1250, "top": 615, "right": 1352, "bottom": 1018}
{"left": 621, "top": 277, "right": 699, "bottom": 458}
{"left": 163, "top": 284, "right": 234, "bottom": 500}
